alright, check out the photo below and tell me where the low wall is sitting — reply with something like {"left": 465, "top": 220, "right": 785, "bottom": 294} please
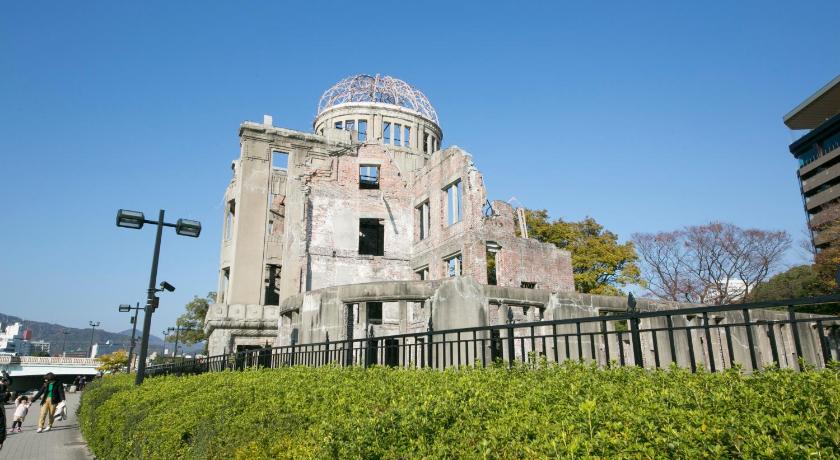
{"left": 272, "top": 277, "right": 839, "bottom": 371}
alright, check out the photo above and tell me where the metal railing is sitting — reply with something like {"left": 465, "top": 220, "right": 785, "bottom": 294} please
{"left": 146, "top": 295, "right": 840, "bottom": 378}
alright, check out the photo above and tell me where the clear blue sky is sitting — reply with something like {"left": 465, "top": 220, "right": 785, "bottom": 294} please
{"left": 1, "top": 1, "right": 838, "bottom": 335}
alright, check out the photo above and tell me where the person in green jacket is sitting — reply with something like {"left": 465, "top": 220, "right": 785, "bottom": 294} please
{"left": 31, "top": 373, "right": 65, "bottom": 433}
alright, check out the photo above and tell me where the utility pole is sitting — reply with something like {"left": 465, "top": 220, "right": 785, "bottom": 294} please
{"left": 88, "top": 321, "right": 100, "bottom": 358}
{"left": 167, "top": 326, "right": 194, "bottom": 358}
{"left": 60, "top": 330, "right": 70, "bottom": 357}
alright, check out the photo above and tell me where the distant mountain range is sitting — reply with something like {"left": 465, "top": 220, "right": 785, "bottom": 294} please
{"left": 0, "top": 313, "right": 203, "bottom": 355}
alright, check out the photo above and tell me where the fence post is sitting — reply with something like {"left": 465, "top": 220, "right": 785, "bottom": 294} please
{"left": 787, "top": 305, "right": 803, "bottom": 365}
{"left": 290, "top": 338, "right": 297, "bottom": 367}
{"left": 324, "top": 332, "right": 330, "bottom": 366}
{"left": 742, "top": 308, "right": 758, "bottom": 371}
{"left": 506, "top": 307, "right": 515, "bottom": 368}
{"left": 601, "top": 319, "right": 610, "bottom": 367}
{"left": 426, "top": 317, "right": 433, "bottom": 369}
{"left": 628, "top": 293, "right": 644, "bottom": 368}
{"left": 702, "top": 312, "right": 716, "bottom": 372}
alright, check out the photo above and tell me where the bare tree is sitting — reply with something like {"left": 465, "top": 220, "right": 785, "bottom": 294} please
{"left": 632, "top": 222, "right": 791, "bottom": 304}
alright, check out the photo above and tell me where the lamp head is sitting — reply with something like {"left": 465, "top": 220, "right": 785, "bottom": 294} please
{"left": 116, "top": 209, "right": 145, "bottom": 229}
{"left": 118, "top": 304, "right": 131, "bottom": 313}
{"left": 175, "top": 219, "right": 201, "bottom": 238}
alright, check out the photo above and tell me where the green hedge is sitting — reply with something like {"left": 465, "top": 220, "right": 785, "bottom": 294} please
{"left": 79, "top": 363, "right": 840, "bottom": 459}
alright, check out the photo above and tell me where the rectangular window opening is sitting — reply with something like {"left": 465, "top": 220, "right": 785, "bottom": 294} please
{"left": 394, "top": 123, "right": 401, "bottom": 146}
{"left": 359, "top": 218, "right": 384, "bottom": 256}
{"left": 272, "top": 151, "right": 289, "bottom": 170}
{"left": 423, "top": 133, "right": 429, "bottom": 153}
{"left": 345, "top": 120, "right": 355, "bottom": 133}
{"left": 224, "top": 200, "right": 236, "bottom": 241}
{"left": 367, "top": 302, "right": 383, "bottom": 325}
{"left": 445, "top": 253, "right": 462, "bottom": 277}
{"left": 358, "top": 119, "right": 368, "bottom": 141}
{"left": 264, "top": 264, "right": 281, "bottom": 305}
{"left": 220, "top": 267, "right": 230, "bottom": 303}
{"left": 359, "top": 165, "right": 380, "bottom": 190}
{"left": 415, "top": 266, "right": 429, "bottom": 281}
{"left": 403, "top": 126, "right": 411, "bottom": 147}
{"left": 416, "top": 200, "right": 430, "bottom": 240}
{"left": 521, "top": 282, "right": 537, "bottom": 289}
{"left": 383, "top": 122, "right": 391, "bottom": 144}
{"left": 445, "top": 180, "right": 463, "bottom": 225}
{"left": 486, "top": 243, "right": 499, "bottom": 285}
{"left": 334, "top": 121, "right": 343, "bottom": 130}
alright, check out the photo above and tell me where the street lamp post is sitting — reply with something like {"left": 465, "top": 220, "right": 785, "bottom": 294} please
{"left": 167, "top": 326, "right": 194, "bottom": 358}
{"left": 119, "top": 303, "right": 142, "bottom": 373}
{"left": 162, "top": 330, "right": 171, "bottom": 357}
{"left": 88, "top": 321, "right": 100, "bottom": 358}
{"left": 116, "top": 208, "right": 201, "bottom": 385}
{"left": 60, "top": 330, "right": 70, "bottom": 357}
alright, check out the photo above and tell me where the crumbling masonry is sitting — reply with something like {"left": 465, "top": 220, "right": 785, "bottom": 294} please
{"left": 204, "top": 74, "right": 838, "bottom": 369}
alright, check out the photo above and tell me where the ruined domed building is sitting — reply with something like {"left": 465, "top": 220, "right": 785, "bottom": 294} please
{"left": 203, "top": 75, "right": 837, "bottom": 371}
{"left": 204, "top": 74, "right": 576, "bottom": 355}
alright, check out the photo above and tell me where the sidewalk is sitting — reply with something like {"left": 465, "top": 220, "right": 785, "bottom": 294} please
{"left": 1, "top": 392, "right": 92, "bottom": 460}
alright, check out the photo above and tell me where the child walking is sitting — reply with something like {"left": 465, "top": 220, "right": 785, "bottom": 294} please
{"left": 10, "top": 396, "right": 30, "bottom": 433}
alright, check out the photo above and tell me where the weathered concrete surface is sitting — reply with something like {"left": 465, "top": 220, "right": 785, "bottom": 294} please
{"left": 207, "top": 76, "right": 575, "bottom": 355}
{"left": 273, "top": 279, "right": 839, "bottom": 371}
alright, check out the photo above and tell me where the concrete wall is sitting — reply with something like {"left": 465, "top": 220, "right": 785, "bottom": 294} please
{"left": 272, "top": 278, "right": 839, "bottom": 371}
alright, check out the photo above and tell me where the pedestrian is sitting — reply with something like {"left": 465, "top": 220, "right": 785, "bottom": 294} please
{"left": 0, "top": 392, "right": 5, "bottom": 450}
{"left": 31, "top": 372, "right": 65, "bottom": 433}
{"left": 9, "top": 396, "right": 30, "bottom": 433}
{"left": 78, "top": 376, "right": 86, "bottom": 391}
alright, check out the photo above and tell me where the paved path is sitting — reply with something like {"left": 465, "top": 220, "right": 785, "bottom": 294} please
{"left": 0, "top": 392, "right": 92, "bottom": 460}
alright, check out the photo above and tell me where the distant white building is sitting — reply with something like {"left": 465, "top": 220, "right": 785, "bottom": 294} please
{"left": 0, "top": 323, "right": 51, "bottom": 356}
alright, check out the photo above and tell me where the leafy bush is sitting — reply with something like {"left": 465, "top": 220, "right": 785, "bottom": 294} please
{"left": 79, "top": 363, "right": 840, "bottom": 459}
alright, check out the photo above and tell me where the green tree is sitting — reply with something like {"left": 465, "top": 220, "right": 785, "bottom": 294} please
{"left": 96, "top": 350, "right": 129, "bottom": 373}
{"left": 749, "top": 265, "right": 838, "bottom": 314}
{"left": 170, "top": 292, "right": 215, "bottom": 354}
{"left": 523, "top": 210, "right": 642, "bottom": 295}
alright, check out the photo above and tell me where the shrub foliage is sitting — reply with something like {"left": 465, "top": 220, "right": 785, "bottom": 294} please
{"left": 79, "top": 363, "right": 840, "bottom": 459}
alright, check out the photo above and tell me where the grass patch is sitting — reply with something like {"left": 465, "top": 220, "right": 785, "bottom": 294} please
{"left": 79, "top": 362, "right": 840, "bottom": 459}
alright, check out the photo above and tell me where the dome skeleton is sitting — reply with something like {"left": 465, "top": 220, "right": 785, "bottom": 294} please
{"left": 317, "top": 74, "right": 439, "bottom": 125}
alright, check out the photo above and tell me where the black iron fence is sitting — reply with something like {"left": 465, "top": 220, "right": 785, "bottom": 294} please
{"left": 146, "top": 295, "right": 840, "bottom": 378}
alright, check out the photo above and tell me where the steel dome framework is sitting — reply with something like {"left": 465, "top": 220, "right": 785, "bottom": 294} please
{"left": 317, "top": 74, "right": 439, "bottom": 125}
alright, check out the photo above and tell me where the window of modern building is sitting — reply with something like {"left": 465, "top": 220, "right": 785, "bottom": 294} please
{"left": 416, "top": 200, "right": 430, "bottom": 240}
{"left": 383, "top": 122, "right": 392, "bottom": 144}
{"left": 445, "top": 180, "right": 463, "bottom": 225}
{"left": 345, "top": 120, "right": 355, "bottom": 133}
{"left": 394, "top": 123, "right": 402, "bottom": 146}
{"left": 823, "top": 131, "right": 840, "bottom": 155}
{"left": 403, "top": 126, "right": 411, "bottom": 147}
{"left": 359, "top": 165, "right": 380, "bottom": 189}
{"left": 798, "top": 146, "right": 819, "bottom": 167}
{"left": 367, "top": 302, "right": 383, "bottom": 325}
{"left": 224, "top": 200, "right": 235, "bottom": 240}
{"left": 521, "top": 282, "right": 537, "bottom": 289}
{"left": 358, "top": 119, "right": 368, "bottom": 141}
{"left": 335, "top": 121, "right": 343, "bottom": 130}
{"left": 359, "top": 218, "right": 384, "bottom": 256}
{"left": 445, "top": 253, "right": 462, "bottom": 277}
{"left": 415, "top": 266, "right": 429, "bottom": 280}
